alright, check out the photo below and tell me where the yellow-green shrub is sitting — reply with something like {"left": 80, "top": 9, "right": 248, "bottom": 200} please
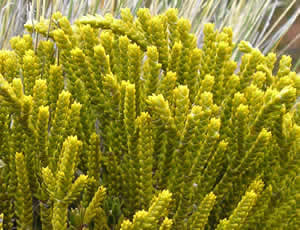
{"left": 0, "top": 8, "right": 299, "bottom": 230}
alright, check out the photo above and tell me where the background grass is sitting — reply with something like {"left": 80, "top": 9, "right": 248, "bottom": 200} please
{"left": 0, "top": 0, "right": 299, "bottom": 66}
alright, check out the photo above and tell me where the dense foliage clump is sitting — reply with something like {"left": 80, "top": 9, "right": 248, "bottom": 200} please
{"left": 0, "top": 8, "right": 299, "bottom": 230}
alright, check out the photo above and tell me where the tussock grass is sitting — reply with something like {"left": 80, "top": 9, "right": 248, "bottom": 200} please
{"left": 0, "top": 0, "right": 299, "bottom": 62}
